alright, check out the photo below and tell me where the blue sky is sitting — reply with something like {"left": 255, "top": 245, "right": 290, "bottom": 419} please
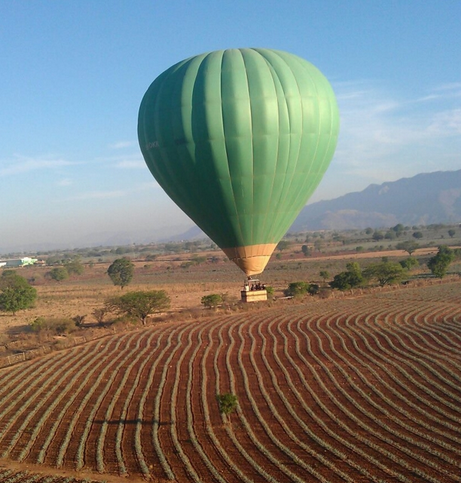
{"left": 1, "top": 1, "right": 460, "bottom": 252}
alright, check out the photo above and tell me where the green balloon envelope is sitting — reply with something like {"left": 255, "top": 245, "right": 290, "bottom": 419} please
{"left": 138, "top": 48, "right": 339, "bottom": 276}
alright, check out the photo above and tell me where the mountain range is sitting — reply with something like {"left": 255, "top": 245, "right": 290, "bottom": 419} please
{"left": 289, "top": 169, "right": 461, "bottom": 232}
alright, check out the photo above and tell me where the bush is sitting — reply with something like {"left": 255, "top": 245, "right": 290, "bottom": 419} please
{"left": 330, "top": 262, "right": 364, "bottom": 291}
{"left": 0, "top": 272, "right": 37, "bottom": 314}
{"left": 64, "top": 258, "right": 85, "bottom": 275}
{"left": 265, "top": 286, "right": 275, "bottom": 297}
{"left": 284, "top": 281, "right": 310, "bottom": 297}
{"left": 30, "top": 317, "right": 76, "bottom": 335}
{"left": 48, "top": 267, "right": 69, "bottom": 282}
{"left": 399, "top": 257, "right": 419, "bottom": 270}
{"left": 201, "top": 294, "right": 223, "bottom": 309}
{"left": 427, "top": 246, "right": 455, "bottom": 278}
{"left": 216, "top": 393, "right": 238, "bottom": 416}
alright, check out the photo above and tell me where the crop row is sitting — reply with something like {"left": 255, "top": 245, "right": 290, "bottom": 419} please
{"left": 0, "top": 281, "right": 460, "bottom": 482}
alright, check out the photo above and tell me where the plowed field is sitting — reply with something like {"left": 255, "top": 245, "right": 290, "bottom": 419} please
{"left": 1, "top": 281, "right": 461, "bottom": 482}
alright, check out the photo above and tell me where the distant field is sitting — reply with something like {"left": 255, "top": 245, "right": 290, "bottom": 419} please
{"left": 1, "top": 245, "right": 455, "bottom": 338}
{"left": 0, "top": 280, "right": 460, "bottom": 482}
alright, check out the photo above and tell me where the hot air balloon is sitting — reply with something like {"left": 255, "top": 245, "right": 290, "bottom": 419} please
{"left": 138, "top": 48, "right": 339, "bottom": 277}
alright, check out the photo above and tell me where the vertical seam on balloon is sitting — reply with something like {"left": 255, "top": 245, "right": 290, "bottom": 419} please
{"left": 287, "top": 57, "right": 327, "bottom": 223}
{"left": 282, "top": 55, "right": 322, "bottom": 234}
{"left": 171, "top": 59, "right": 202, "bottom": 218}
{"left": 215, "top": 49, "right": 238, "bottom": 246}
{"left": 221, "top": 49, "right": 244, "bottom": 248}
{"left": 286, "top": 57, "right": 314, "bottom": 223}
{"left": 242, "top": 49, "right": 255, "bottom": 245}
{"left": 253, "top": 49, "right": 281, "bottom": 246}
{"left": 267, "top": 50, "right": 303, "bottom": 242}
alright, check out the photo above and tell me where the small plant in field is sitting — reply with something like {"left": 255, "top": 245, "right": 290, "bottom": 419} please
{"left": 216, "top": 393, "right": 238, "bottom": 421}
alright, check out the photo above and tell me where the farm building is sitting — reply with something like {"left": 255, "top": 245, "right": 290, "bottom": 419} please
{"left": 0, "top": 257, "right": 38, "bottom": 268}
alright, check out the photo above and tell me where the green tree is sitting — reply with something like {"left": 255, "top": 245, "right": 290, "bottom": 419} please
{"left": 284, "top": 281, "right": 310, "bottom": 297}
{"left": 392, "top": 223, "right": 405, "bottom": 236}
{"left": 216, "top": 393, "right": 238, "bottom": 421}
{"left": 363, "top": 261, "right": 406, "bottom": 287}
{"left": 201, "top": 293, "right": 223, "bottom": 309}
{"left": 48, "top": 267, "right": 69, "bottom": 282}
{"left": 395, "top": 240, "right": 419, "bottom": 256}
{"left": 399, "top": 257, "right": 419, "bottom": 270}
{"left": 384, "top": 230, "right": 396, "bottom": 240}
{"left": 448, "top": 229, "right": 456, "bottom": 238}
{"left": 372, "top": 231, "right": 384, "bottom": 241}
{"left": 64, "top": 257, "right": 84, "bottom": 275}
{"left": 427, "top": 246, "right": 455, "bottom": 278}
{"left": 301, "top": 244, "right": 310, "bottom": 257}
{"left": 276, "top": 240, "right": 290, "bottom": 252}
{"left": 330, "top": 262, "right": 364, "bottom": 291}
{"left": 0, "top": 272, "right": 37, "bottom": 315}
{"left": 107, "top": 258, "right": 134, "bottom": 289}
{"left": 106, "top": 290, "right": 170, "bottom": 325}
{"left": 413, "top": 231, "right": 423, "bottom": 239}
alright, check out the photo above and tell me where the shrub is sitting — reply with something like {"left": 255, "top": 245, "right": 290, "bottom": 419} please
{"left": 399, "top": 257, "right": 419, "bottom": 270}
{"left": 0, "top": 272, "right": 37, "bottom": 315}
{"left": 65, "top": 259, "right": 84, "bottom": 275}
{"left": 265, "top": 286, "right": 275, "bottom": 297}
{"left": 30, "top": 317, "right": 76, "bottom": 335}
{"left": 201, "top": 294, "right": 223, "bottom": 309}
{"left": 284, "top": 282, "right": 310, "bottom": 297}
{"left": 48, "top": 267, "right": 69, "bottom": 282}
{"left": 216, "top": 393, "right": 238, "bottom": 416}
{"left": 330, "top": 262, "right": 364, "bottom": 291}
{"left": 427, "top": 246, "right": 455, "bottom": 278}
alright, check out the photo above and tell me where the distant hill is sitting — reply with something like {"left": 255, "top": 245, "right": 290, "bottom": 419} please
{"left": 290, "top": 169, "right": 461, "bottom": 232}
